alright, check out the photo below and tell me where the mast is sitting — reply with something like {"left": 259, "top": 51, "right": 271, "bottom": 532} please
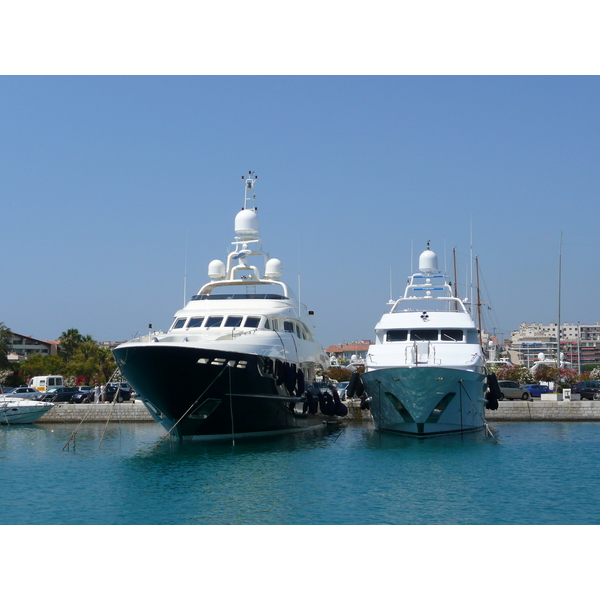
{"left": 452, "top": 247, "right": 458, "bottom": 299}
{"left": 557, "top": 231, "right": 563, "bottom": 368}
{"left": 476, "top": 255, "right": 482, "bottom": 346}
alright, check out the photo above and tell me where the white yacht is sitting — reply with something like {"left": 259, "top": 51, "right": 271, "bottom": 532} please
{"left": 1, "top": 397, "right": 55, "bottom": 424}
{"left": 357, "top": 244, "right": 489, "bottom": 436}
{"left": 113, "top": 174, "right": 332, "bottom": 440}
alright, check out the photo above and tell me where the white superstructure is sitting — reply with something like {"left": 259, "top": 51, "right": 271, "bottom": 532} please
{"left": 359, "top": 244, "right": 488, "bottom": 436}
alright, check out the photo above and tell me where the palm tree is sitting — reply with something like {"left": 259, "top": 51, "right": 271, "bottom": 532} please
{"left": 58, "top": 328, "right": 84, "bottom": 361}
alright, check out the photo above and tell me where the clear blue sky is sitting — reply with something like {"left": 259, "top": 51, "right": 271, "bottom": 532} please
{"left": 2, "top": 75, "right": 599, "bottom": 347}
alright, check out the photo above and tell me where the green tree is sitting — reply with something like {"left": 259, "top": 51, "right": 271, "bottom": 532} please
{"left": 21, "top": 354, "right": 65, "bottom": 378}
{"left": 58, "top": 328, "right": 84, "bottom": 361}
{"left": 0, "top": 322, "right": 13, "bottom": 370}
{"left": 66, "top": 341, "right": 112, "bottom": 385}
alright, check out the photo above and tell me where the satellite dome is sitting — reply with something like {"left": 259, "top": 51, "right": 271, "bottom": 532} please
{"left": 234, "top": 209, "right": 259, "bottom": 238}
{"left": 208, "top": 260, "right": 226, "bottom": 280}
{"left": 419, "top": 249, "right": 438, "bottom": 273}
{"left": 265, "top": 258, "right": 283, "bottom": 279}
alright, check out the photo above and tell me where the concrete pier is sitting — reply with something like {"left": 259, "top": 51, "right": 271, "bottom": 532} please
{"left": 36, "top": 402, "right": 155, "bottom": 423}
{"left": 32, "top": 399, "right": 600, "bottom": 424}
{"left": 345, "top": 399, "right": 600, "bottom": 422}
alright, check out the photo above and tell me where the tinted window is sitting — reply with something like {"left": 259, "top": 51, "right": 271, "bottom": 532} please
{"left": 441, "top": 329, "right": 463, "bottom": 341}
{"left": 188, "top": 317, "right": 204, "bottom": 328}
{"left": 225, "top": 316, "right": 243, "bottom": 327}
{"left": 387, "top": 330, "right": 408, "bottom": 342}
{"left": 244, "top": 316, "right": 261, "bottom": 328}
{"left": 173, "top": 318, "right": 187, "bottom": 329}
{"left": 205, "top": 316, "right": 223, "bottom": 328}
{"left": 284, "top": 321, "right": 294, "bottom": 332}
{"left": 410, "top": 329, "right": 438, "bottom": 341}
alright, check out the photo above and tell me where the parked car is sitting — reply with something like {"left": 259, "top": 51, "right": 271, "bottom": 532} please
{"left": 70, "top": 389, "right": 94, "bottom": 403}
{"left": 336, "top": 381, "right": 350, "bottom": 401}
{"left": 498, "top": 380, "right": 531, "bottom": 401}
{"left": 0, "top": 386, "right": 42, "bottom": 400}
{"left": 523, "top": 383, "right": 551, "bottom": 398}
{"left": 572, "top": 381, "right": 600, "bottom": 400}
{"left": 39, "top": 386, "right": 81, "bottom": 403}
{"left": 103, "top": 383, "right": 132, "bottom": 403}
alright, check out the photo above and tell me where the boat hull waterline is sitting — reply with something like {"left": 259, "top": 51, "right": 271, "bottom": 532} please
{"left": 113, "top": 344, "right": 326, "bottom": 440}
{"left": 361, "top": 366, "right": 487, "bottom": 436}
{"left": 1, "top": 400, "right": 55, "bottom": 424}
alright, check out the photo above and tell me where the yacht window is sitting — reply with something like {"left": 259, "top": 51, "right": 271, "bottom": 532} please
{"left": 225, "top": 316, "right": 243, "bottom": 327}
{"left": 284, "top": 321, "right": 294, "bottom": 333}
{"left": 386, "top": 329, "right": 408, "bottom": 342}
{"left": 173, "top": 318, "right": 187, "bottom": 329}
{"left": 205, "top": 316, "right": 223, "bottom": 328}
{"left": 441, "top": 329, "right": 463, "bottom": 341}
{"left": 295, "top": 324, "right": 302, "bottom": 337}
{"left": 188, "top": 317, "right": 204, "bottom": 328}
{"left": 244, "top": 316, "right": 261, "bottom": 328}
{"left": 264, "top": 319, "right": 271, "bottom": 330}
{"left": 410, "top": 329, "right": 438, "bottom": 341}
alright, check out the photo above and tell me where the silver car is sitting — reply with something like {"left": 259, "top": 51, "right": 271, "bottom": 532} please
{"left": 0, "top": 386, "right": 42, "bottom": 400}
{"left": 498, "top": 380, "right": 531, "bottom": 401}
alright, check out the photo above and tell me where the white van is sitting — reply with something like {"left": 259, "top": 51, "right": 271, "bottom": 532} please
{"left": 30, "top": 375, "right": 64, "bottom": 392}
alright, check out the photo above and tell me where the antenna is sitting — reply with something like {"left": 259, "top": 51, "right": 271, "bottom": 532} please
{"left": 183, "top": 232, "right": 188, "bottom": 307}
{"left": 557, "top": 231, "right": 563, "bottom": 367}
{"left": 241, "top": 171, "right": 258, "bottom": 210}
{"left": 469, "top": 212, "right": 474, "bottom": 315}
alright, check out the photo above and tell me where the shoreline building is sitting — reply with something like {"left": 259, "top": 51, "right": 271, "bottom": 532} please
{"left": 6, "top": 333, "right": 59, "bottom": 362}
{"left": 507, "top": 322, "right": 600, "bottom": 369}
{"left": 325, "top": 340, "right": 371, "bottom": 366}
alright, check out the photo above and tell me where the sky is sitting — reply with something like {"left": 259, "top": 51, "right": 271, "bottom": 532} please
{"left": 3, "top": 0, "right": 598, "bottom": 585}
{"left": 2, "top": 4, "right": 600, "bottom": 350}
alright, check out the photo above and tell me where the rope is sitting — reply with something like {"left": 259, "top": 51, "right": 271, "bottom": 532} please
{"left": 228, "top": 365, "right": 235, "bottom": 446}
{"left": 153, "top": 364, "right": 230, "bottom": 446}
{"left": 458, "top": 379, "right": 488, "bottom": 431}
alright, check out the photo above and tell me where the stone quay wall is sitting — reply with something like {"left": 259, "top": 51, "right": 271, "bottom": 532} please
{"left": 346, "top": 399, "right": 600, "bottom": 422}
{"left": 35, "top": 399, "right": 600, "bottom": 424}
{"left": 485, "top": 400, "right": 600, "bottom": 421}
{"left": 37, "top": 402, "right": 155, "bottom": 423}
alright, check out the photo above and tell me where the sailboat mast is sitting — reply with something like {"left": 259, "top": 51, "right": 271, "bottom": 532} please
{"left": 557, "top": 231, "right": 563, "bottom": 368}
{"left": 476, "top": 255, "right": 483, "bottom": 346}
{"left": 452, "top": 247, "right": 458, "bottom": 304}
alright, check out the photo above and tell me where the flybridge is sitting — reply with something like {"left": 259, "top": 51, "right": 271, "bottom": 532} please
{"left": 389, "top": 246, "right": 469, "bottom": 314}
{"left": 199, "top": 172, "right": 287, "bottom": 292}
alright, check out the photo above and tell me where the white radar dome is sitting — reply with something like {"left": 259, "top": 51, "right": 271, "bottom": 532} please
{"left": 208, "top": 260, "right": 226, "bottom": 280}
{"left": 265, "top": 258, "right": 283, "bottom": 279}
{"left": 538, "top": 352, "right": 545, "bottom": 361}
{"left": 235, "top": 209, "right": 260, "bottom": 238}
{"left": 419, "top": 249, "right": 438, "bottom": 273}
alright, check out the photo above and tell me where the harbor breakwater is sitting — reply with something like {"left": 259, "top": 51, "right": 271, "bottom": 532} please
{"left": 33, "top": 398, "right": 600, "bottom": 423}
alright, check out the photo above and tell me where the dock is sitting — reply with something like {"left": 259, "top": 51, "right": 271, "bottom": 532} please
{"left": 31, "top": 399, "right": 600, "bottom": 423}
{"left": 36, "top": 402, "right": 155, "bottom": 423}
{"left": 345, "top": 399, "right": 600, "bottom": 422}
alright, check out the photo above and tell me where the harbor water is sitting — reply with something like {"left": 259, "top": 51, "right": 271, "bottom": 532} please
{"left": 2, "top": 419, "right": 600, "bottom": 525}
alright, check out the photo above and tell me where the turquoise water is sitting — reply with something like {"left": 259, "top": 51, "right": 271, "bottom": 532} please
{"left": 2, "top": 420, "right": 600, "bottom": 525}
